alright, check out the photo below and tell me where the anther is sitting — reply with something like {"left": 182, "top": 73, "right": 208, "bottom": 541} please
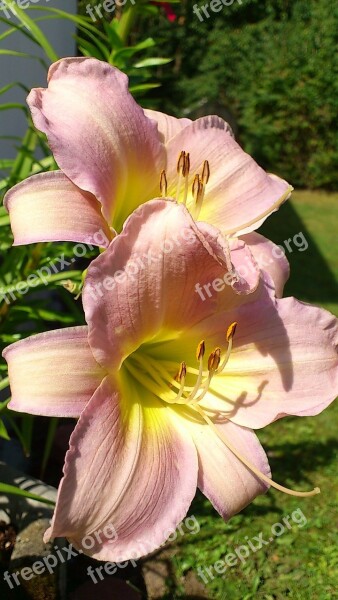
{"left": 183, "top": 152, "right": 190, "bottom": 177}
{"left": 176, "top": 151, "right": 186, "bottom": 202}
{"left": 201, "top": 160, "right": 210, "bottom": 185}
{"left": 196, "top": 340, "right": 205, "bottom": 361}
{"left": 177, "top": 151, "right": 186, "bottom": 175}
{"left": 192, "top": 174, "right": 202, "bottom": 201}
{"left": 182, "top": 152, "right": 190, "bottom": 205}
{"left": 208, "top": 348, "right": 221, "bottom": 372}
{"left": 226, "top": 322, "right": 237, "bottom": 342}
{"left": 160, "top": 169, "right": 168, "bottom": 197}
{"left": 175, "top": 361, "right": 187, "bottom": 381}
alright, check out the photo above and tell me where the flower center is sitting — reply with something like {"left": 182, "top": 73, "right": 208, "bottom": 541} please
{"left": 165, "top": 321, "right": 237, "bottom": 408}
{"left": 123, "top": 322, "right": 320, "bottom": 500}
{"left": 160, "top": 151, "right": 210, "bottom": 219}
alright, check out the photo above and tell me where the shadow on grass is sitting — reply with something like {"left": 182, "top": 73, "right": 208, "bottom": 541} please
{"left": 259, "top": 201, "right": 337, "bottom": 304}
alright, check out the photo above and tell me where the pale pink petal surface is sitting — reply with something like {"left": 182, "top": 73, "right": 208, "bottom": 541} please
{"left": 165, "top": 115, "right": 292, "bottom": 234}
{"left": 4, "top": 172, "right": 112, "bottom": 246}
{"left": 3, "top": 327, "right": 104, "bottom": 417}
{"left": 195, "top": 294, "right": 338, "bottom": 428}
{"left": 144, "top": 108, "right": 192, "bottom": 144}
{"left": 240, "top": 232, "right": 290, "bottom": 298}
{"left": 45, "top": 376, "right": 198, "bottom": 561}
{"left": 28, "top": 57, "right": 165, "bottom": 228}
{"left": 182, "top": 415, "right": 271, "bottom": 519}
{"left": 83, "top": 199, "right": 259, "bottom": 370}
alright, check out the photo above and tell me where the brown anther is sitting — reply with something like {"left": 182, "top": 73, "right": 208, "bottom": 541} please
{"left": 196, "top": 340, "right": 205, "bottom": 361}
{"left": 160, "top": 169, "right": 168, "bottom": 197}
{"left": 201, "top": 160, "right": 210, "bottom": 185}
{"left": 183, "top": 152, "right": 190, "bottom": 177}
{"left": 226, "top": 322, "right": 237, "bottom": 342}
{"left": 208, "top": 348, "right": 221, "bottom": 372}
{"left": 192, "top": 174, "right": 203, "bottom": 202}
{"left": 177, "top": 151, "right": 186, "bottom": 174}
{"left": 175, "top": 361, "right": 187, "bottom": 382}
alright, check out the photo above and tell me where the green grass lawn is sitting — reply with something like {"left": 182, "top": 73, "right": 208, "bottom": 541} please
{"left": 159, "top": 191, "right": 338, "bottom": 599}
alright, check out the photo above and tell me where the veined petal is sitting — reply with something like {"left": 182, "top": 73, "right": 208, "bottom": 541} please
{"left": 4, "top": 171, "right": 112, "bottom": 247}
{"left": 240, "top": 232, "right": 290, "bottom": 298}
{"left": 144, "top": 109, "right": 191, "bottom": 144}
{"left": 83, "top": 199, "right": 258, "bottom": 370}
{"left": 181, "top": 412, "right": 270, "bottom": 519}
{"left": 28, "top": 58, "right": 165, "bottom": 229}
{"left": 44, "top": 375, "right": 198, "bottom": 561}
{"left": 200, "top": 295, "right": 338, "bottom": 428}
{"left": 2, "top": 327, "right": 104, "bottom": 417}
{"left": 165, "top": 116, "right": 292, "bottom": 234}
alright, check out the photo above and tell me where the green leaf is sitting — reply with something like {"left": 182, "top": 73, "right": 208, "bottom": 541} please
{"left": 0, "top": 419, "right": 10, "bottom": 440}
{"left": 1, "top": 0, "right": 58, "bottom": 62}
{"left": 0, "top": 482, "right": 55, "bottom": 506}
{"left": 133, "top": 57, "right": 172, "bottom": 68}
{"left": 0, "top": 49, "right": 30, "bottom": 57}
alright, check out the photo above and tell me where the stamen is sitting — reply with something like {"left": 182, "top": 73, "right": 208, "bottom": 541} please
{"left": 186, "top": 341, "right": 206, "bottom": 403}
{"left": 226, "top": 322, "right": 237, "bottom": 341}
{"left": 182, "top": 152, "right": 190, "bottom": 178}
{"left": 193, "top": 404, "right": 321, "bottom": 498}
{"left": 182, "top": 152, "right": 190, "bottom": 206}
{"left": 192, "top": 174, "right": 204, "bottom": 219}
{"left": 208, "top": 348, "right": 221, "bottom": 372}
{"left": 177, "top": 150, "right": 186, "bottom": 174}
{"left": 201, "top": 160, "right": 210, "bottom": 185}
{"left": 191, "top": 348, "right": 221, "bottom": 404}
{"left": 160, "top": 169, "right": 168, "bottom": 197}
{"left": 196, "top": 340, "right": 205, "bottom": 361}
{"left": 176, "top": 151, "right": 186, "bottom": 202}
{"left": 217, "top": 322, "right": 237, "bottom": 373}
{"left": 171, "top": 361, "right": 187, "bottom": 403}
{"left": 192, "top": 174, "right": 202, "bottom": 201}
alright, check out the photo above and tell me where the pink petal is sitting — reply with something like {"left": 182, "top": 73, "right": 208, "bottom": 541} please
{"left": 83, "top": 199, "right": 258, "bottom": 370}
{"left": 144, "top": 109, "right": 191, "bottom": 143}
{"left": 240, "top": 232, "right": 290, "bottom": 298}
{"left": 165, "top": 116, "right": 292, "bottom": 234}
{"left": 45, "top": 376, "right": 198, "bottom": 561}
{"left": 196, "top": 220, "right": 260, "bottom": 295}
{"left": 28, "top": 58, "right": 165, "bottom": 228}
{"left": 2, "top": 327, "right": 104, "bottom": 417}
{"left": 183, "top": 415, "right": 270, "bottom": 519}
{"left": 200, "top": 294, "right": 338, "bottom": 428}
{"left": 4, "top": 171, "right": 112, "bottom": 246}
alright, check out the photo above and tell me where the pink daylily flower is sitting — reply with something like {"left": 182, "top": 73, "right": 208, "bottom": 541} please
{"left": 3, "top": 200, "right": 337, "bottom": 562}
{"left": 4, "top": 57, "right": 292, "bottom": 250}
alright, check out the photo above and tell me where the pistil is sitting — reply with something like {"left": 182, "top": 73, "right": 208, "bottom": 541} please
{"left": 192, "top": 403, "right": 320, "bottom": 498}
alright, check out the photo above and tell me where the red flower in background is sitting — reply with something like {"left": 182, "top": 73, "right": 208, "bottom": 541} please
{"left": 152, "top": 2, "right": 177, "bottom": 22}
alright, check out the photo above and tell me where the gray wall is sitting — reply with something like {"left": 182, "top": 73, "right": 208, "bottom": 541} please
{"left": 0, "top": 0, "right": 77, "bottom": 162}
